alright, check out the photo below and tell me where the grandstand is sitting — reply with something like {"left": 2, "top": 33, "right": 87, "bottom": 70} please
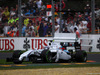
{"left": 0, "top": 0, "right": 100, "bottom": 37}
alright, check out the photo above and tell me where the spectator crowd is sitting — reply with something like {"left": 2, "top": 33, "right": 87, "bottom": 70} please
{"left": 0, "top": 0, "right": 100, "bottom": 37}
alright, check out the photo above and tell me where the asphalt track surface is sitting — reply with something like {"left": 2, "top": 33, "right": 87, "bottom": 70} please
{"left": 0, "top": 52, "right": 100, "bottom": 62}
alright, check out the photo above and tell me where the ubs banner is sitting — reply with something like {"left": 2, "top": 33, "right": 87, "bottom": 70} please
{"left": 0, "top": 37, "right": 53, "bottom": 51}
{"left": 0, "top": 35, "right": 100, "bottom": 52}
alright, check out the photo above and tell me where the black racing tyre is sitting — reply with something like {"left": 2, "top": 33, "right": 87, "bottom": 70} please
{"left": 41, "top": 50, "right": 52, "bottom": 63}
{"left": 75, "top": 50, "right": 87, "bottom": 62}
{"left": 29, "top": 55, "right": 38, "bottom": 63}
{"left": 12, "top": 50, "right": 22, "bottom": 64}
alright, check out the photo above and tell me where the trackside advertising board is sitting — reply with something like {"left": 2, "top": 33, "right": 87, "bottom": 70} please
{"left": 0, "top": 34, "right": 100, "bottom": 52}
{"left": 0, "top": 37, "right": 53, "bottom": 51}
{"left": 80, "top": 34, "right": 100, "bottom": 52}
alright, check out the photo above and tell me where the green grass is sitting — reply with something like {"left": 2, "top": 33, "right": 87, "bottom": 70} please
{"left": 0, "top": 59, "right": 32, "bottom": 64}
{"left": 0, "top": 59, "right": 13, "bottom": 64}
{"left": 0, "top": 59, "right": 100, "bottom": 70}
{"left": 87, "top": 52, "right": 100, "bottom": 54}
{"left": 0, "top": 63, "right": 100, "bottom": 70}
{"left": 0, "top": 50, "right": 14, "bottom": 53}
{"left": 1, "top": 64, "right": 100, "bottom": 70}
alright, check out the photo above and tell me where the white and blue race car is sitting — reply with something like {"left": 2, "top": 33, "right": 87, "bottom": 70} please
{"left": 6, "top": 41, "right": 87, "bottom": 64}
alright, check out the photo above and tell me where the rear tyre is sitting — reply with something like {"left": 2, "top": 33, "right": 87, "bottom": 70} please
{"left": 12, "top": 50, "right": 22, "bottom": 64}
{"left": 75, "top": 50, "right": 87, "bottom": 62}
{"left": 41, "top": 50, "right": 52, "bottom": 63}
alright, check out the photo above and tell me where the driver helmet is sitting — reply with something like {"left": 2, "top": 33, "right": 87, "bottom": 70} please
{"left": 44, "top": 46, "right": 49, "bottom": 50}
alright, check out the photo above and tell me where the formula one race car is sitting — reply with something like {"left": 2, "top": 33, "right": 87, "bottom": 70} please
{"left": 6, "top": 41, "right": 87, "bottom": 64}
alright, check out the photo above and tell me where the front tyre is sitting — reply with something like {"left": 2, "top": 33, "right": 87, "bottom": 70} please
{"left": 41, "top": 50, "right": 52, "bottom": 63}
{"left": 12, "top": 50, "right": 22, "bottom": 64}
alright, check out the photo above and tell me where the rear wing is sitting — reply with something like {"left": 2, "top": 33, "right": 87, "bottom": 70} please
{"left": 53, "top": 33, "right": 78, "bottom": 42}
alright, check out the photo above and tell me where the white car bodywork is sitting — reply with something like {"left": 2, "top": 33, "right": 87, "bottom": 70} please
{"left": 18, "top": 42, "right": 71, "bottom": 62}
{"left": 19, "top": 49, "right": 43, "bottom": 61}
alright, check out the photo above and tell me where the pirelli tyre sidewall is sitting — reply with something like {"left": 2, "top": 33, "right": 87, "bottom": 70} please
{"left": 41, "top": 50, "right": 52, "bottom": 63}
{"left": 75, "top": 50, "right": 87, "bottom": 62}
{"left": 12, "top": 50, "right": 22, "bottom": 64}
